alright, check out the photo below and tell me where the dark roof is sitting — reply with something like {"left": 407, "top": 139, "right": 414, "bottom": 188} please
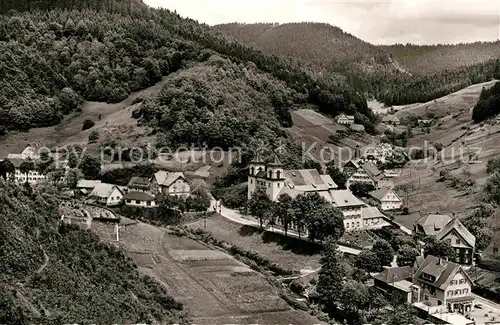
{"left": 127, "top": 177, "right": 151, "bottom": 189}
{"left": 250, "top": 152, "right": 264, "bottom": 164}
{"left": 124, "top": 191, "right": 155, "bottom": 202}
{"left": 370, "top": 186, "right": 401, "bottom": 202}
{"left": 374, "top": 266, "right": 412, "bottom": 283}
{"left": 255, "top": 170, "right": 267, "bottom": 178}
{"left": 268, "top": 154, "right": 283, "bottom": 166}
{"left": 415, "top": 214, "right": 452, "bottom": 236}
{"left": 8, "top": 158, "right": 25, "bottom": 168}
{"left": 414, "top": 255, "right": 472, "bottom": 290}
{"left": 361, "top": 162, "right": 383, "bottom": 180}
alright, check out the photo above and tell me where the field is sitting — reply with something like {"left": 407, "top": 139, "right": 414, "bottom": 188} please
{"left": 187, "top": 214, "right": 322, "bottom": 273}
{"left": 91, "top": 219, "right": 322, "bottom": 324}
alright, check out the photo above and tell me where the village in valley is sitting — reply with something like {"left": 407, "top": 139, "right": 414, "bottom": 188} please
{"left": 3, "top": 90, "right": 500, "bottom": 325}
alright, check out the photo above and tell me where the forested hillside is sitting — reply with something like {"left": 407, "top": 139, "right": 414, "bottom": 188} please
{"left": 472, "top": 81, "right": 500, "bottom": 122}
{"left": 383, "top": 42, "right": 500, "bottom": 75}
{"left": 0, "top": 180, "right": 186, "bottom": 324}
{"left": 214, "top": 23, "right": 395, "bottom": 72}
{"left": 0, "top": 1, "right": 370, "bottom": 135}
{"left": 214, "top": 22, "right": 500, "bottom": 107}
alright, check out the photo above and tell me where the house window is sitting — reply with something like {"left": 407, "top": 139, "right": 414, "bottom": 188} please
{"left": 459, "top": 279, "right": 465, "bottom": 284}
{"left": 464, "top": 288, "right": 468, "bottom": 295}
{"left": 455, "top": 290, "right": 460, "bottom": 295}
{"left": 447, "top": 290, "right": 452, "bottom": 297}
{"left": 346, "top": 223, "right": 349, "bottom": 228}
{"left": 456, "top": 239, "right": 461, "bottom": 245}
{"left": 438, "top": 300, "right": 442, "bottom": 306}
{"left": 127, "top": 200, "right": 131, "bottom": 203}
{"left": 450, "top": 280, "right": 455, "bottom": 285}
{"left": 135, "top": 200, "right": 140, "bottom": 204}
{"left": 277, "top": 183, "right": 280, "bottom": 188}
{"left": 250, "top": 179, "right": 253, "bottom": 184}
{"left": 147, "top": 201, "right": 151, "bottom": 206}
{"left": 424, "top": 295, "right": 429, "bottom": 301}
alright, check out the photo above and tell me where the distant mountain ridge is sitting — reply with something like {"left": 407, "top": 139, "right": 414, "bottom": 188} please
{"left": 214, "top": 22, "right": 397, "bottom": 73}
{"left": 383, "top": 42, "right": 500, "bottom": 75}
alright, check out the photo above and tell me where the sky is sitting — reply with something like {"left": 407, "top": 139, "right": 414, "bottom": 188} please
{"left": 143, "top": 0, "right": 500, "bottom": 45}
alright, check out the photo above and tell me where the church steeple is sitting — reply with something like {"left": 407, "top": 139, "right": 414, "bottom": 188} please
{"left": 267, "top": 153, "right": 284, "bottom": 180}
{"left": 249, "top": 151, "right": 265, "bottom": 176}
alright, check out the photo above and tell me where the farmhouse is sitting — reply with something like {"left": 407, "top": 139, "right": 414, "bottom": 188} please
{"left": 89, "top": 183, "right": 124, "bottom": 207}
{"left": 369, "top": 186, "right": 403, "bottom": 211}
{"left": 335, "top": 113, "right": 355, "bottom": 125}
{"left": 412, "top": 255, "right": 474, "bottom": 314}
{"left": 415, "top": 214, "right": 476, "bottom": 265}
{"left": 247, "top": 155, "right": 338, "bottom": 202}
{"left": 124, "top": 191, "right": 156, "bottom": 208}
{"left": 76, "top": 179, "right": 102, "bottom": 194}
{"left": 127, "top": 176, "right": 151, "bottom": 192}
{"left": 6, "top": 158, "right": 47, "bottom": 185}
{"left": 344, "top": 161, "right": 393, "bottom": 189}
{"left": 373, "top": 266, "right": 413, "bottom": 304}
{"left": 361, "top": 206, "right": 390, "bottom": 229}
{"left": 382, "top": 115, "right": 400, "bottom": 125}
{"left": 7, "top": 143, "right": 44, "bottom": 160}
{"left": 151, "top": 170, "right": 190, "bottom": 197}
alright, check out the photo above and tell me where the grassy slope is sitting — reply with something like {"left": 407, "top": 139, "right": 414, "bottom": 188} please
{"left": 0, "top": 181, "right": 186, "bottom": 324}
{"left": 391, "top": 81, "right": 500, "bottom": 260}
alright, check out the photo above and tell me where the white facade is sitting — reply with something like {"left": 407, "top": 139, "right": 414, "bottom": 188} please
{"left": 8, "top": 169, "right": 46, "bottom": 185}
{"left": 152, "top": 171, "right": 190, "bottom": 197}
{"left": 335, "top": 113, "right": 355, "bottom": 125}
{"left": 125, "top": 198, "right": 156, "bottom": 208}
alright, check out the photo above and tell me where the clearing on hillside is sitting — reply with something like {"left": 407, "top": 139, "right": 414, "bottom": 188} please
{"left": 187, "top": 214, "right": 322, "bottom": 273}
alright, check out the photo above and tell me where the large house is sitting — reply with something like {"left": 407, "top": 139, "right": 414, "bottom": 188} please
{"left": 412, "top": 255, "right": 474, "bottom": 314}
{"left": 247, "top": 155, "right": 338, "bottom": 202}
{"left": 369, "top": 186, "right": 403, "bottom": 211}
{"left": 361, "top": 206, "right": 390, "bottom": 230}
{"left": 127, "top": 177, "right": 151, "bottom": 192}
{"left": 151, "top": 171, "right": 190, "bottom": 197}
{"left": 89, "top": 183, "right": 124, "bottom": 207}
{"left": 335, "top": 113, "right": 355, "bottom": 125}
{"left": 373, "top": 266, "right": 414, "bottom": 304}
{"left": 330, "top": 190, "right": 366, "bottom": 232}
{"left": 6, "top": 158, "right": 47, "bottom": 185}
{"left": 7, "top": 143, "right": 43, "bottom": 160}
{"left": 415, "top": 214, "right": 476, "bottom": 265}
{"left": 343, "top": 161, "right": 393, "bottom": 189}
{"left": 382, "top": 115, "right": 401, "bottom": 125}
{"left": 124, "top": 191, "right": 156, "bottom": 208}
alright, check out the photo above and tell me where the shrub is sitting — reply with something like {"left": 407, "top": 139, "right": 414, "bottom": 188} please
{"left": 82, "top": 118, "right": 95, "bottom": 130}
{"left": 88, "top": 130, "right": 100, "bottom": 142}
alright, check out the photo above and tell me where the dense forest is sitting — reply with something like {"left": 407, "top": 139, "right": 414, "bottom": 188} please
{"left": 383, "top": 42, "right": 500, "bottom": 75}
{"left": 214, "top": 23, "right": 395, "bottom": 72}
{"left": 0, "top": 180, "right": 186, "bottom": 324}
{"left": 472, "top": 81, "right": 500, "bottom": 122}
{"left": 0, "top": 0, "right": 371, "bottom": 134}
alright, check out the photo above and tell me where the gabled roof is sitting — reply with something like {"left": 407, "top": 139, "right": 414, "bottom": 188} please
{"left": 437, "top": 218, "right": 476, "bottom": 248}
{"left": 124, "top": 191, "right": 155, "bottom": 202}
{"left": 8, "top": 158, "right": 26, "bottom": 169}
{"left": 77, "top": 179, "right": 102, "bottom": 189}
{"left": 361, "top": 162, "right": 382, "bottom": 178}
{"left": 331, "top": 190, "right": 365, "bottom": 208}
{"left": 414, "top": 255, "right": 473, "bottom": 290}
{"left": 268, "top": 154, "right": 283, "bottom": 167}
{"left": 370, "top": 186, "right": 401, "bottom": 202}
{"left": 127, "top": 176, "right": 150, "bottom": 189}
{"left": 374, "top": 266, "right": 412, "bottom": 283}
{"left": 284, "top": 169, "right": 337, "bottom": 190}
{"left": 154, "top": 171, "right": 186, "bottom": 187}
{"left": 415, "top": 214, "right": 452, "bottom": 236}
{"left": 90, "top": 183, "right": 123, "bottom": 198}
{"left": 250, "top": 152, "right": 264, "bottom": 164}
{"left": 361, "top": 206, "right": 385, "bottom": 220}
{"left": 343, "top": 160, "right": 360, "bottom": 169}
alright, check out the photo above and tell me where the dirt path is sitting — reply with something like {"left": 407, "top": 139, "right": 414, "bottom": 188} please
{"left": 36, "top": 246, "right": 49, "bottom": 274}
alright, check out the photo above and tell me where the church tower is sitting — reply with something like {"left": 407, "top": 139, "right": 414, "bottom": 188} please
{"left": 248, "top": 152, "right": 265, "bottom": 199}
{"left": 266, "top": 154, "right": 285, "bottom": 201}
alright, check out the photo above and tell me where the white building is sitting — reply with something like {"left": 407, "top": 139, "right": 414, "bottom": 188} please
{"left": 344, "top": 161, "right": 393, "bottom": 189}
{"left": 335, "top": 113, "right": 355, "bottom": 125}
{"left": 247, "top": 155, "right": 338, "bottom": 202}
{"left": 7, "top": 143, "right": 43, "bottom": 160}
{"left": 124, "top": 191, "right": 156, "bottom": 208}
{"left": 6, "top": 158, "right": 47, "bottom": 185}
{"left": 330, "top": 190, "right": 366, "bottom": 232}
{"left": 127, "top": 176, "right": 151, "bottom": 193}
{"left": 369, "top": 186, "right": 403, "bottom": 211}
{"left": 151, "top": 170, "right": 190, "bottom": 197}
{"left": 89, "top": 183, "right": 124, "bottom": 207}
